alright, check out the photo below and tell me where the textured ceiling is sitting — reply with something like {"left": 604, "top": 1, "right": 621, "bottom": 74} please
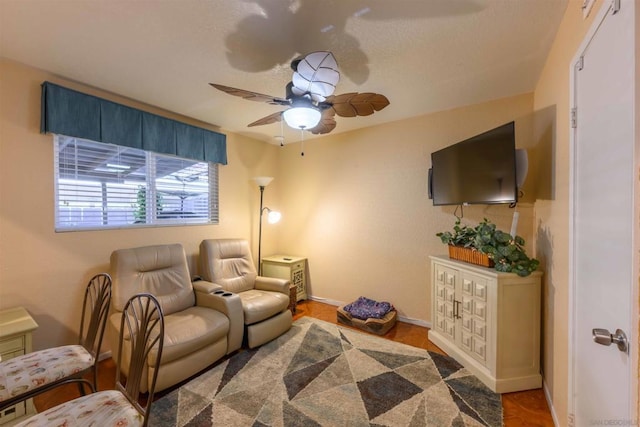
{"left": 0, "top": 0, "right": 568, "bottom": 144}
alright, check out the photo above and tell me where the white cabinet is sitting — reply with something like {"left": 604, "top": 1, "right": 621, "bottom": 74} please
{"left": 428, "top": 255, "right": 542, "bottom": 393}
{"left": 261, "top": 255, "right": 307, "bottom": 301}
{"left": 0, "top": 307, "right": 39, "bottom": 425}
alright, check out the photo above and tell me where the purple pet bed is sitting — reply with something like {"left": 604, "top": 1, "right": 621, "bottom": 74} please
{"left": 337, "top": 297, "right": 397, "bottom": 336}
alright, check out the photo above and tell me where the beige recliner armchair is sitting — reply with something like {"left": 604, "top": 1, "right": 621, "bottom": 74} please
{"left": 108, "top": 243, "right": 243, "bottom": 392}
{"left": 199, "top": 239, "right": 292, "bottom": 348}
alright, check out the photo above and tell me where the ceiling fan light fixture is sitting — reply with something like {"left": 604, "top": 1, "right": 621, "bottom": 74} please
{"left": 282, "top": 106, "right": 321, "bottom": 130}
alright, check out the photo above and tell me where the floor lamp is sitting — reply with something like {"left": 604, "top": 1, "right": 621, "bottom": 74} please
{"left": 253, "top": 177, "right": 281, "bottom": 275}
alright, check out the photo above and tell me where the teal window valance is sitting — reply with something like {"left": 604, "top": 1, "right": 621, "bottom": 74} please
{"left": 40, "top": 81, "right": 227, "bottom": 165}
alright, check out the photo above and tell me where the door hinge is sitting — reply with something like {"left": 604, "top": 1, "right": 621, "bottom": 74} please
{"left": 577, "top": 55, "right": 584, "bottom": 71}
{"left": 571, "top": 107, "right": 577, "bottom": 128}
{"left": 612, "top": 0, "right": 621, "bottom": 14}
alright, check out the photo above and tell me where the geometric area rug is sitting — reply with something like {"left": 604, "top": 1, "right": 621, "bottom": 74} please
{"left": 149, "top": 317, "right": 503, "bottom": 426}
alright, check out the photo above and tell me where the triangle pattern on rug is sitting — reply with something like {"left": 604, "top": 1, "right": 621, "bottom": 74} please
{"left": 285, "top": 323, "right": 342, "bottom": 375}
{"left": 429, "top": 350, "right": 464, "bottom": 379}
{"left": 290, "top": 382, "right": 368, "bottom": 424}
{"left": 360, "top": 348, "right": 427, "bottom": 370}
{"left": 358, "top": 370, "right": 423, "bottom": 420}
{"left": 183, "top": 402, "right": 213, "bottom": 427}
{"left": 446, "top": 384, "right": 488, "bottom": 426}
{"left": 217, "top": 378, "right": 281, "bottom": 418}
{"left": 283, "top": 354, "right": 339, "bottom": 400}
{"left": 291, "top": 353, "right": 354, "bottom": 401}
{"left": 218, "top": 348, "right": 259, "bottom": 394}
{"left": 447, "top": 376, "right": 503, "bottom": 427}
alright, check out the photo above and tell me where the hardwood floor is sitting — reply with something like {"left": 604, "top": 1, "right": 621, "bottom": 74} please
{"left": 33, "top": 300, "right": 554, "bottom": 426}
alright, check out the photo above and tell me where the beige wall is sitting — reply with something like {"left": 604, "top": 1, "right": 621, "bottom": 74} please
{"left": 0, "top": 58, "right": 281, "bottom": 351}
{"left": 530, "top": 0, "right": 637, "bottom": 424}
{"left": 276, "top": 93, "right": 536, "bottom": 324}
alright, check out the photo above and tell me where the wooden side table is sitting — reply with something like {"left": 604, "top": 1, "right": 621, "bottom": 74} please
{"left": 0, "top": 307, "right": 39, "bottom": 425}
{"left": 261, "top": 255, "right": 307, "bottom": 301}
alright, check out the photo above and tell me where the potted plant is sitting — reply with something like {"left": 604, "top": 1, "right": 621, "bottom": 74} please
{"left": 437, "top": 218, "right": 540, "bottom": 277}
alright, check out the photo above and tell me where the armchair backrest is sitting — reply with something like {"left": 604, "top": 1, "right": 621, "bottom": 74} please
{"left": 199, "top": 239, "right": 257, "bottom": 293}
{"left": 110, "top": 244, "right": 195, "bottom": 315}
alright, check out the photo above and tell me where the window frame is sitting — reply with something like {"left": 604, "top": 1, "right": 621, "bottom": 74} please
{"left": 53, "top": 135, "right": 219, "bottom": 232}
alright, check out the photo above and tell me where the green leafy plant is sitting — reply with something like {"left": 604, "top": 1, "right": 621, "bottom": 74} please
{"left": 437, "top": 218, "right": 540, "bottom": 276}
{"left": 132, "top": 186, "right": 163, "bottom": 223}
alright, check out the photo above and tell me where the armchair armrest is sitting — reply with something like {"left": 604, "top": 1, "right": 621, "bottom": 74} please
{"left": 194, "top": 280, "right": 243, "bottom": 354}
{"left": 255, "top": 276, "right": 290, "bottom": 294}
{"left": 192, "top": 279, "right": 223, "bottom": 293}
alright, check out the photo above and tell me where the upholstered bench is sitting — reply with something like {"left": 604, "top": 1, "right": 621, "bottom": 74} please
{"left": 337, "top": 305, "right": 397, "bottom": 336}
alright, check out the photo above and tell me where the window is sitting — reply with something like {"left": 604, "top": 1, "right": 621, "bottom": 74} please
{"left": 54, "top": 135, "right": 218, "bottom": 231}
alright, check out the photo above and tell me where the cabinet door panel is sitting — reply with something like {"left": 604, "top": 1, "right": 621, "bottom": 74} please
{"left": 472, "top": 338, "right": 487, "bottom": 361}
{"left": 474, "top": 281, "right": 487, "bottom": 301}
{"left": 474, "top": 301, "right": 487, "bottom": 320}
{"left": 462, "top": 278, "right": 473, "bottom": 295}
{"left": 461, "top": 296, "right": 473, "bottom": 314}
{"left": 462, "top": 315, "right": 473, "bottom": 333}
{"left": 445, "top": 287, "right": 455, "bottom": 303}
{"left": 445, "top": 271, "right": 455, "bottom": 286}
{"left": 473, "top": 319, "right": 487, "bottom": 339}
{"left": 436, "top": 300, "right": 447, "bottom": 316}
{"left": 461, "top": 331, "right": 472, "bottom": 352}
{"left": 444, "top": 320, "right": 455, "bottom": 340}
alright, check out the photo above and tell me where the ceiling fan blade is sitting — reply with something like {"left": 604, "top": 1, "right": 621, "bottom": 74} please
{"left": 291, "top": 51, "right": 340, "bottom": 102}
{"left": 247, "top": 111, "right": 283, "bottom": 127}
{"left": 326, "top": 92, "right": 390, "bottom": 117}
{"left": 309, "top": 109, "right": 337, "bottom": 135}
{"left": 210, "top": 83, "right": 289, "bottom": 105}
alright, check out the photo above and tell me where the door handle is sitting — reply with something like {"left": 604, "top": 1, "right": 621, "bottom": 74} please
{"left": 592, "top": 328, "right": 628, "bottom": 353}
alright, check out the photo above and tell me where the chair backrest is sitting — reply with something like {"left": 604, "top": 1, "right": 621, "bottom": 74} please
{"left": 79, "top": 273, "right": 112, "bottom": 359}
{"left": 116, "top": 293, "right": 164, "bottom": 427}
{"left": 200, "top": 239, "right": 257, "bottom": 293}
{"left": 110, "top": 244, "right": 195, "bottom": 315}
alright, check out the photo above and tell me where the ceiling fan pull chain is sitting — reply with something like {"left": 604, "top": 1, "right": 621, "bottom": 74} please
{"left": 280, "top": 119, "right": 285, "bottom": 146}
{"left": 300, "top": 128, "right": 305, "bottom": 156}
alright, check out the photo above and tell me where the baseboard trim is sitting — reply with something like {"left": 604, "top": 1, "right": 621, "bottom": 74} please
{"left": 98, "top": 350, "right": 112, "bottom": 362}
{"left": 542, "top": 377, "right": 559, "bottom": 426}
{"left": 306, "top": 295, "right": 431, "bottom": 328}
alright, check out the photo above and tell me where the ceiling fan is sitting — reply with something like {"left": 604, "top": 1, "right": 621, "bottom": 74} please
{"left": 210, "top": 51, "right": 390, "bottom": 135}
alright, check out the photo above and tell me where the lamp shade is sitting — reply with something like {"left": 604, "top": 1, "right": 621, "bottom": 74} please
{"left": 283, "top": 107, "right": 321, "bottom": 130}
{"left": 267, "top": 210, "right": 281, "bottom": 224}
{"left": 253, "top": 176, "right": 274, "bottom": 187}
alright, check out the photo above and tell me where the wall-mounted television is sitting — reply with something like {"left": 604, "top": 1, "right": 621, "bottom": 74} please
{"left": 429, "top": 121, "right": 517, "bottom": 206}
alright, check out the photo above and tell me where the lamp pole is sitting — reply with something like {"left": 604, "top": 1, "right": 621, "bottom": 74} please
{"left": 257, "top": 185, "right": 265, "bottom": 275}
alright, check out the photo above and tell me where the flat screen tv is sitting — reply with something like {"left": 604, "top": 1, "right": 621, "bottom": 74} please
{"left": 429, "top": 121, "right": 517, "bottom": 206}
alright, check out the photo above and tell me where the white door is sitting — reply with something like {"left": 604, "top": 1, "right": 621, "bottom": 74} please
{"left": 571, "top": 0, "right": 635, "bottom": 425}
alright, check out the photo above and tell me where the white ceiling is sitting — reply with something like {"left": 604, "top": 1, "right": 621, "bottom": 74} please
{"left": 0, "top": 0, "right": 568, "bottom": 143}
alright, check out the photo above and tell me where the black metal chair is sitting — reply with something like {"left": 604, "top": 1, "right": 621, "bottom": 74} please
{"left": 14, "top": 293, "right": 164, "bottom": 427}
{"left": 0, "top": 273, "right": 112, "bottom": 412}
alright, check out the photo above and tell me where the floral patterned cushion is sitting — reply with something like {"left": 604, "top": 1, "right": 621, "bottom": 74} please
{"left": 14, "top": 390, "right": 143, "bottom": 427}
{"left": 0, "top": 345, "right": 93, "bottom": 403}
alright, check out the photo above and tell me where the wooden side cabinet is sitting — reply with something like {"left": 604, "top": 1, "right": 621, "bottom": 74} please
{"left": 261, "top": 255, "right": 307, "bottom": 301}
{"left": 0, "top": 307, "right": 39, "bottom": 425}
{"left": 428, "top": 255, "right": 542, "bottom": 393}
